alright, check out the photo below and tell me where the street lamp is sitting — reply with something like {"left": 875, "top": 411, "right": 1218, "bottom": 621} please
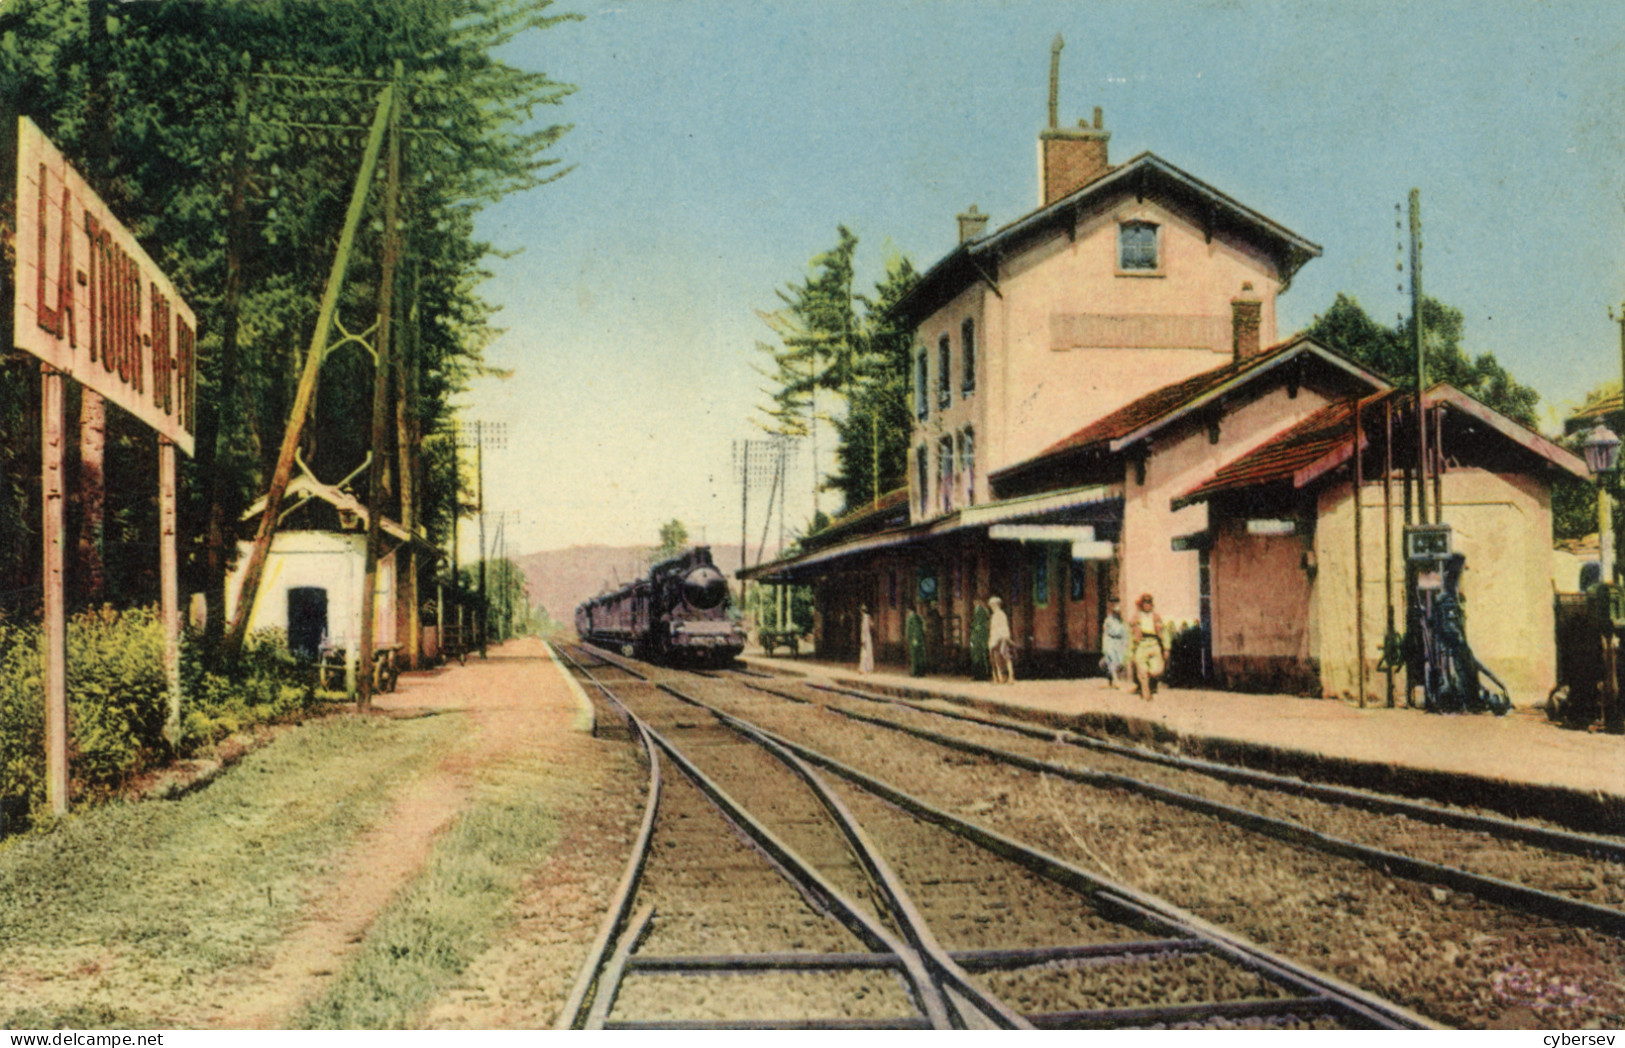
{"left": 1583, "top": 423, "right": 1624, "bottom": 734}
{"left": 1584, "top": 425, "right": 1621, "bottom": 584}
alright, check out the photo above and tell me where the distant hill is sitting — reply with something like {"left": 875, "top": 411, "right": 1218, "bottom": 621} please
{"left": 514, "top": 543, "right": 749, "bottom": 625}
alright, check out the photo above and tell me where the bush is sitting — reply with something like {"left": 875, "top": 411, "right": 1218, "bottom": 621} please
{"left": 0, "top": 610, "right": 314, "bottom": 832}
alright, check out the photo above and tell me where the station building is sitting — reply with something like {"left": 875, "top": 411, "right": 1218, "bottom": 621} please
{"left": 743, "top": 104, "right": 1584, "bottom": 702}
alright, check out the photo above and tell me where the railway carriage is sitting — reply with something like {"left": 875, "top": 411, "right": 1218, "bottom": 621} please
{"left": 576, "top": 546, "right": 745, "bottom": 663}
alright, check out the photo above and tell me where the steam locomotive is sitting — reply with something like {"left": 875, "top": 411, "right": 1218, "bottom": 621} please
{"left": 575, "top": 546, "right": 746, "bottom": 663}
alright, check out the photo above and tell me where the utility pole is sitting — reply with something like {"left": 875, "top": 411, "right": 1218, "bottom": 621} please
{"left": 224, "top": 79, "right": 396, "bottom": 657}
{"left": 359, "top": 61, "right": 403, "bottom": 710}
{"left": 449, "top": 421, "right": 506, "bottom": 656}
{"left": 1409, "top": 188, "right": 1428, "bottom": 524}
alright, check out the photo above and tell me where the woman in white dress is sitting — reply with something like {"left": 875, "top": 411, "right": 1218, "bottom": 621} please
{"left": 858, "top": 604, "right": 875, "bottom": 674}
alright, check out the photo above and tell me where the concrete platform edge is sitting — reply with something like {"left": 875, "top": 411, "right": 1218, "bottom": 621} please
{"left": 546, "top": 641, "right": 596, "bottom": 735}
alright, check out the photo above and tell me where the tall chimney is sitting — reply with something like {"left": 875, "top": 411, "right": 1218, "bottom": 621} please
{"left": 1040, "top": 35, "right": 1109, "bottom": 205}
{"left": 957, "top": 204, "right": 989, "bottom": 244}
{"left": 1231, "top": 283, "right": 1263, "bottom": 362}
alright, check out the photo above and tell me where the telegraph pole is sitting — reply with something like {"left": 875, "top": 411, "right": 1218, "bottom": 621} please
{"left": 359, "top": 60, "right": 403, "bottom": 709}
{"left": 1409, "top": 188, "right": 1428, "bottom": 524}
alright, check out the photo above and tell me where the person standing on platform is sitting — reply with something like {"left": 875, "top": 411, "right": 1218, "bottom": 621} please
{"left": 906, "top": 602, "right": 926, "bottom": 677}
{"left": 924, "top": 600, "right": 944, "bottom": 672}
{"left": 858, "top": 604, "right": 875, "bottom": 674}
{"left": 968, "top": 597, "right": 991, "bottom": 681}
{"left": 988, "top": 596, "right": 1013, "bottom": 684}
{"left": 1101, "top": 597, "right": 1128, "bottom": 688}
{"left": 1130, "top": 593, "right": 1165, "bottom": 702}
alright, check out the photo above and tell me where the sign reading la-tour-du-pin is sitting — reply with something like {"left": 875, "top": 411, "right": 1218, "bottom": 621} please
{"left": 15, "top": 116, "right": 197, "bottom": 450}
{"left": 11, "top": 115, "right": 196, "bottom": 817}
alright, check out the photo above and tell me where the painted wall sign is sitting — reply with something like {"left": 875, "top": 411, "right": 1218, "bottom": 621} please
{"left": 13, "top": 116, "right": 196, "bottom": 455}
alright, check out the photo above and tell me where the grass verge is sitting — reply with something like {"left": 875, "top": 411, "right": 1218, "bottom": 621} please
{"left": 0, "top": 711, "right": 465, "bottom": 1028}
{"left": 294, "top": 764, "right": 562, "bottom": 1028}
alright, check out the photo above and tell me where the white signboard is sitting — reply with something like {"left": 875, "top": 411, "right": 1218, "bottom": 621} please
{"left": 13, "top": 116, "right": 196, "bottom": 455}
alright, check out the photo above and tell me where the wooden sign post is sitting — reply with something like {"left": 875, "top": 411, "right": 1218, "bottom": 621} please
{"left": 12, "top": 117, "right": 197, "bottom": 815}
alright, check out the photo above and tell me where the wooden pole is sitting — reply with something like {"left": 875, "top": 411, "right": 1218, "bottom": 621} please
{"left": 223, "top": 81, "right": 395, "bottom": 658}
{"left": 1383, "top": 397, "right": 1396, "bottom": 708}
{"left": 1352, "top": 398, "right": 1366, "bottom": 709}
{"left": 41, "top": 364, "right": 68, "bottom": 816}
{"left": 1410, "top": 188, "right": 1428, "bottom": 525}
{"left": 159, "top": 438, "right": 181, "bottom": 738}
{"left": 360, "top": 62, "right": 403, "bottom": 709}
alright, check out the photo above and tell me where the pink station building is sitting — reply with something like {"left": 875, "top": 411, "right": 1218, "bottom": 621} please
{"left": 744, "top": 96, "right": 1586, "bottom": 706}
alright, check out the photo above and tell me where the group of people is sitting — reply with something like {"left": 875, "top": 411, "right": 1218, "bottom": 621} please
{"left": 1101, "top": 593, "right": 1166, "bottom": 702}
{"left": 855, "top": 589, "right": 1167, "bottom": 702}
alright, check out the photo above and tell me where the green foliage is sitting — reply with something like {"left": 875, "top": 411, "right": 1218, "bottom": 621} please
{"left": 653, "top": 518, "right": 690, "bottom": 562}
{"left": 1306, "top": 293, "right": 1541, "bottom": 429}
{"left": 754, "top": 230, "right": 920, "bottom": 517}
{"left": 0, "top": 611, "right": 312, "bottom": 831}
{"left": 178, "top": 628, "right": 313, "bottom": 754}
{"left": 0, "top": 0, "right": 578, "bottom": 635}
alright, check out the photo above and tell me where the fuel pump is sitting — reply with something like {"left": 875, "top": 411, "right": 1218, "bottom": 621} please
{"left": 1405, "top": 524, "right": 1510, "bottom": 715}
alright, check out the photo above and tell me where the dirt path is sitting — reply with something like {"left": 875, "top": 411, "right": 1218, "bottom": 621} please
{"left": 174, "top": 637, "right": 632, "bottom": 1029}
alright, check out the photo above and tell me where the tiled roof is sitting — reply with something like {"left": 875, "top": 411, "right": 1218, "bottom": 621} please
{"left": 1174, "top": 395, "right": 1382, "bottom": 508}
{"left": 804, "top": 486, "right": 911, "bottom": 549}
{"left": 990, "top": 334, "right": 1388, "bottom": 489}
{"left": 1175, "top": 384, "right": 1590, "bottom": 509}
{"left": 1033, "top": 339, "right": 1302, "bottom": 460}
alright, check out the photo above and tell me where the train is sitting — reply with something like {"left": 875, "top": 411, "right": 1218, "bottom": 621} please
{"left": 575, "top": 546, "right": 747, "bottom": 663}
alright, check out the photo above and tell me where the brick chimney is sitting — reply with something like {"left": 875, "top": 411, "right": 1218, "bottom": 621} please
{"left": 1040, "top": 34, "right": 1110, "bottom": 206}
{"left": 1231, "top": 283, "right": 1263, "bottom": 362}
{"left": 1041, "top": 109, "right": 1110, "bottom": 207}
{"left": 957, "top": 205, "right": 989, "bottom": 244}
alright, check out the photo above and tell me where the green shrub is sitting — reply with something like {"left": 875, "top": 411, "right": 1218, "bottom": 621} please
{"left": 1, "top": 611, "right": 314, "bottom": 832}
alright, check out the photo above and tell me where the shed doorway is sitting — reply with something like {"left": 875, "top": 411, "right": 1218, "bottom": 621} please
{"left": 288, "top": 586, "right": 328, "bottom": 661}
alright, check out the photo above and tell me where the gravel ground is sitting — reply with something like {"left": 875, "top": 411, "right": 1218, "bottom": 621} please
{"left": 815, "top": 685, "right": 1625, "bottom": 909}
{"left": 678, "top": 672, "right": 1625, "bottom": 1029}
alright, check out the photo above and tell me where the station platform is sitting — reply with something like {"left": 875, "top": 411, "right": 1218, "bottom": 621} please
{"left": 739, "top": 652, "right": 1625, "bottom": 835}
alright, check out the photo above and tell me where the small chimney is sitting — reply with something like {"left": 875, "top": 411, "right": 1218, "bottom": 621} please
{"left": 1231, "top": 283, "right": 1263, "bottom": 362}
{"left": 957, "top": 205, "right": 989, "bottom": 244}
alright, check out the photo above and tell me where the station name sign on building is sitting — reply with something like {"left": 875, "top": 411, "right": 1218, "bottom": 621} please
{"left": 13, "top": 116, "right": 196, "bottom": 456}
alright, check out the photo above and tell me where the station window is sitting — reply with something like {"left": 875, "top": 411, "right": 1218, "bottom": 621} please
{"left": 915, "top": 349, "right": 928, "bottom": 419}
{"left": 1070, "top": 558, "right": 1087, "bottom": 601}
{"left": 1119, "top": 221, "right": 1159, "bottom": 272}
{"left": 961, "top": 317, "right": 976, "bottom": 395}
{"left": 937, "top": 335, "right": 951, "bottom": 409}
{"left": 916, "top": 445, "right": 929, "bottom": 516}
{"left": 961, "top": 427, "right": 975, "bottom": 507}
{"left": 1032, "top": 547, "right": 1050, "bottom": 607}
{"left": 938, "top": 436, "right": 955, "bottom": 514}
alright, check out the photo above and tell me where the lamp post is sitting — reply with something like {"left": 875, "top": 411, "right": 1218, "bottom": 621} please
{"left": 1583, "top": 424, "right": 1623, "bottom": 734}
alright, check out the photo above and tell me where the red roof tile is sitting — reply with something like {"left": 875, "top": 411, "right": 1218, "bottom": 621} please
{"left": 1175, "top": 395, "right": 1379, "bottom": 508}
{"left": 1010, "top": 337, "right": 1308, "bottom": 469}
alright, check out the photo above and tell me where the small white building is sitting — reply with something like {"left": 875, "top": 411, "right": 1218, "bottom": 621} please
{"left": 225, "top": 476, "right": 414, "bottom": 663}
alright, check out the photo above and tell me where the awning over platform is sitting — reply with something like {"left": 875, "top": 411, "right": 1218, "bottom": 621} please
{"left": 740, "top": 483, "right": 1121, "bottom": 583}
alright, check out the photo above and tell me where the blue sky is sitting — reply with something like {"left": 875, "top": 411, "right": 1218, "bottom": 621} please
{"left": 466, "top": 0, "right": 1625, "bottom": 561}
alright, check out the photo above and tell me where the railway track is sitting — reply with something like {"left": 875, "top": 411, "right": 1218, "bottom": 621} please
{"left": 555, "top": 642, "right": 1433, "bottom": 1030}
{"left": 678, "top": 662, "right": 1625, "bottom": 1026}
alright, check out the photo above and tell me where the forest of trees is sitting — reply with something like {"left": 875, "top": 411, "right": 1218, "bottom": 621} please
{"left": 0, "top": 0, "right": 575, "bottom": 650}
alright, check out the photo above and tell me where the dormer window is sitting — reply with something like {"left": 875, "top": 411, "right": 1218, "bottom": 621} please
{"left": 1119, "top": 221, "right": 1159, "bottom": 272}
{"left": 937, "top": 336, "right": 951, "bottom": 409}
